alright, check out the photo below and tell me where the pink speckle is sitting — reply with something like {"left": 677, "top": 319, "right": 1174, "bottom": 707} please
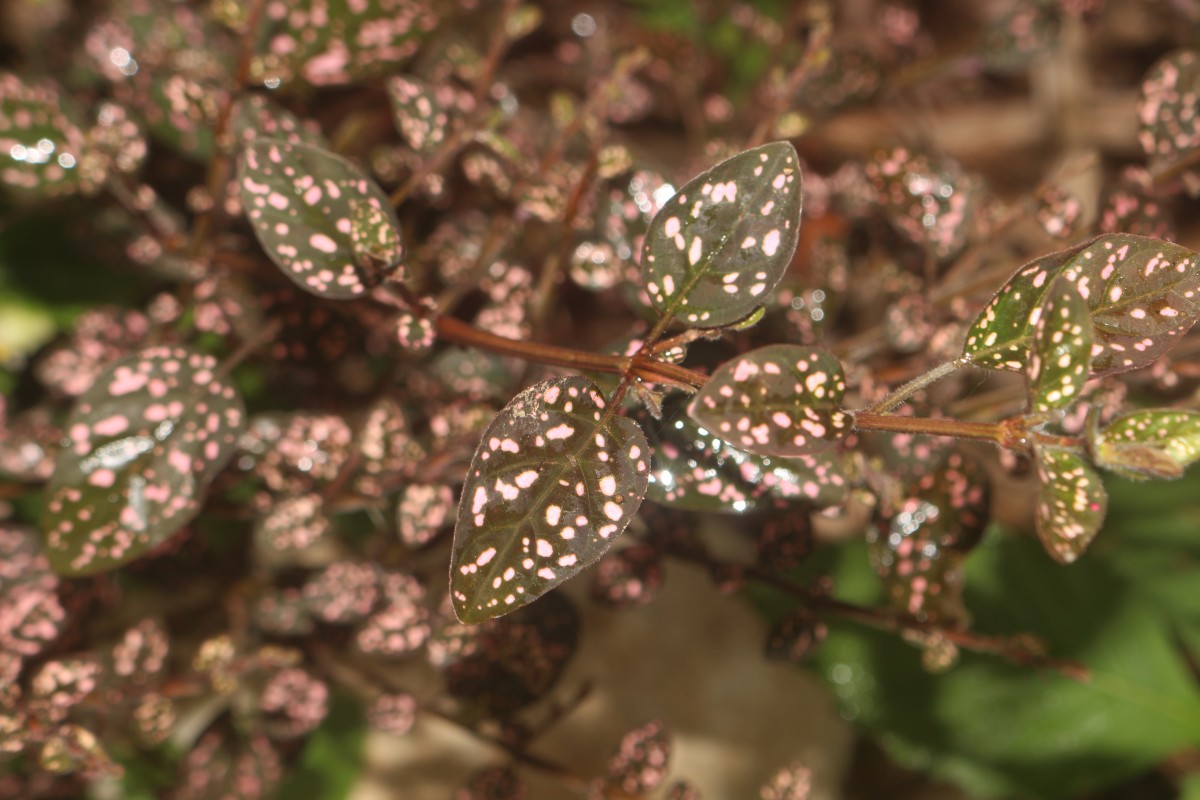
{"left": 310, "top": 233, "right": 338, "bottom": 253}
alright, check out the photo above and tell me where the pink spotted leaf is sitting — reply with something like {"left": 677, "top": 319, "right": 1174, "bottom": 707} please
{"left": 688, "top": 345, "right": 850, "bottom": 457}
{"left": 606, "top": 720, "right": 672, "bottom": 794}
{"left": 451, "top": 377, "right": 650, "bottom": 623}
{"left": 640, "top": 399, "right": 849, "bottom": 513}
{"left": 386, "top": 75, "right": 457, "bottom": 155}
{"left": 642, "top": 142, "right": 802, "bottom": 328}
{"left": 962, "top": 233, "right": 1200, "bottom": 376}
{"left": 259, "top": 0, "right": 439, "bottom": 87}
{"left": 1027, "top": 276, "right": 1093, "bottom": 413}
{"left": 1091, "top": 408, "right": 1200, "bottom": 480}
{"left": 43, "top": 346, "right": 245, "bottom": 576}
{"left": 1138, "top": 50, "right": 1200, "bottom": 183}
{"left": 865, "top": 147, "right": 976, "bottom": 263}
{"left": 0, "top": 72, "right": 90, "bottom": 197}
{"left": 231, "top": 94, "right": 326, "bottom": 149}
{"left": 590, "top": 543, "right": 664, "bottom": 609}
{"left": 239, "top": 140, "right": 404, "bottom": 299}
{"left": 979, "top": 0, "right": 1061, "bottom": 74}
{"left": 1033, "top": 445, "right": 1107, "bottom": 564}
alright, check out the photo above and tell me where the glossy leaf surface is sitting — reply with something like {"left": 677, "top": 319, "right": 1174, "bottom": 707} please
{"left": 0, "top": 73, "right": 89, "bottom": 197}
{"left": 239, "top": 140, "right": 403, "bottom": 299}
{"left": 44, "top": 347, "right": 244, "bottom": 575}
{"left": 1034, "top": 445, "right": 1107, "bottom": 564}
{"left": 688, "top": 345, "right": 850, "bottom": 456}
{"left": 642, "top": 400, "right": 849, "bottom": 513}
{"left": 1094, "top": 409, "right": 1200, "bottom": 480}
{"left": 963, "top": 234, "right": 1200, "bottom": 375}
{"left": 1027, "top": 276, "right": 1093, "bottom": 413}
{"left": 450, "top": 377, "right": 649, "bottom": 623}
{"left": 642, "top": 142, "right": 802, "bottom": 327}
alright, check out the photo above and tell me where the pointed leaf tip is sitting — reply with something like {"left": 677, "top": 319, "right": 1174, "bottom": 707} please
{"left": 642, "top": 142, "right": 802, "bottom": 328}
{"left": 450, "top": 377, "right": 650, "bottom": 623}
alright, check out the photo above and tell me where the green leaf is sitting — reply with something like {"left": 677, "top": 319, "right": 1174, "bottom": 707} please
{"left": 273, "top": 690, "right": 362, "bottom": 796}
{"left": 238, "top": 140, "right": 404, "bottom": 299}
{"left": 963, "top": 233, "right": 1200, "bottom": 376}
{"left": 1033, "top": 445, "right": 1107, "bottom": 564}
{"left": 1138, "top": 49, "right": 1200, "bottom": 177}
{"left": 688, "top": 345, "right": 849, "bottom": 457}
{"left": 450, "top": 377, "right": 650, "bottom": 623}
{"left": 641, "top": 142, "right": 802, "bottom": 327}
{"left": 807, "top": 533, "right": 1200, "bottom": 799}
{"left": 43, "top": 346, "right": 245, "bottom": 575}
{"left": 0, "top": 72, "right": 90, "bottom": 198}
{"left": 1093, "top": 408, "right": 1200, "bottom": 480}
{"left": 1027, "top": 276, "right": 1093, "bottom": 413}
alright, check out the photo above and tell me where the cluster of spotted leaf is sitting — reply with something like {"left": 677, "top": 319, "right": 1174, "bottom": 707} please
{"left": 962, "top": 233, "right": 1200, "bottom": 563}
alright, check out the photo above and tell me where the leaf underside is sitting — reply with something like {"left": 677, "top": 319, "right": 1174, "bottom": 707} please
{"left": 641, "top": 141, "right": 802, "bottom": 327}
{"left": 43, "top": 346, "right": 245, "bottom": 575}
{"left": 688, "top": 344, "right": 850, "bottom": 457}
{"left": 963, "top": 233, "right": 1200, "bottom": 376}
{"left": 238, "top": 140, "right": 403, "bottom": 300}
{"left": 450, "top": 377, "right": 649, "bottom": 624}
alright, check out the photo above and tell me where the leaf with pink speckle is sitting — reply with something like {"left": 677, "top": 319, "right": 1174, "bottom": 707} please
{"left": 0, "top": 72, "right": 90, "bottom": 198}
{"left": 1027, "top": 276, "right": 1093, "bottom": 413}
{"left": 688, "top": 345, "right": 850, "bottom": 457}
{"left": 386, "top": 75, "right": 457, "bottom": 155}
{"left": 260, "top": 0, "right": 440, "bottom": 88}
{"left": 865, "top": 146, "right": 976, "bottom": 263}
{"left": 962, "top": 233, "right": 1200, "bottom": 376}
{"left": 979, "top": 0, "right": 1061, "bottom": 74}
{"left": 1138, "top": 49, "right": 1200, "bottom": 183}
{"left": 239, "top": 140, "right": 404, "bottom": 299}
{"left": 606, "top": 720, "right": 671, "bottom": 794}
{"left": 42, "top": 346, "right": 245, "bottom": 576}
{"left": 1092, "top": 408, "right": 1200, "bottom": 480}
{"left": 450, "top": 376, "right": 650, "bottom": 624}
{"left": 1033, "top": 445, "right": 1107, "bottom": 564}
{"left": 640, "top": 398, "right": 850, "bottom": 514}
{"left": 642, "top": 142, "right": 802, "bottom": 328}
{"left": 231, "top": 94, "right": 326, "bottom": 149}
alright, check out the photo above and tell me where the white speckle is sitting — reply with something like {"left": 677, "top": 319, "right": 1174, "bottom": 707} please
{"left": 545, "top": 505, "right": 561, "bottom": 525}
{"left": 536, "top": 539, "right": 553, "bottom": 557}
{"left": 476, "top": 547, "right": 496, "bottom": 566}
{"left": 515, "top": 470, "right": 538, "bottom": 488}
{"left": 599, "top": 475, "right": 617, "bottom": 495}
{"left": 603, "top": 501, "right": 623, "bottom": 521}
{"left": 471, "top": 487, "right": 487, "bottom": 514}
{"left": 762, "top": 229, "right": 781, "bottom": 256}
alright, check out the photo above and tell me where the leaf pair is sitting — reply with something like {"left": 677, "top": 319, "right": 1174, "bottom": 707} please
{"left": 963, "top": 233, "right": 1200, "bottom": 377}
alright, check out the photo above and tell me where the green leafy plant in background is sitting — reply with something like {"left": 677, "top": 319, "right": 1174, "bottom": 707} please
{"left": 2, "top": 1, "right": 1200, "bottom": 798}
